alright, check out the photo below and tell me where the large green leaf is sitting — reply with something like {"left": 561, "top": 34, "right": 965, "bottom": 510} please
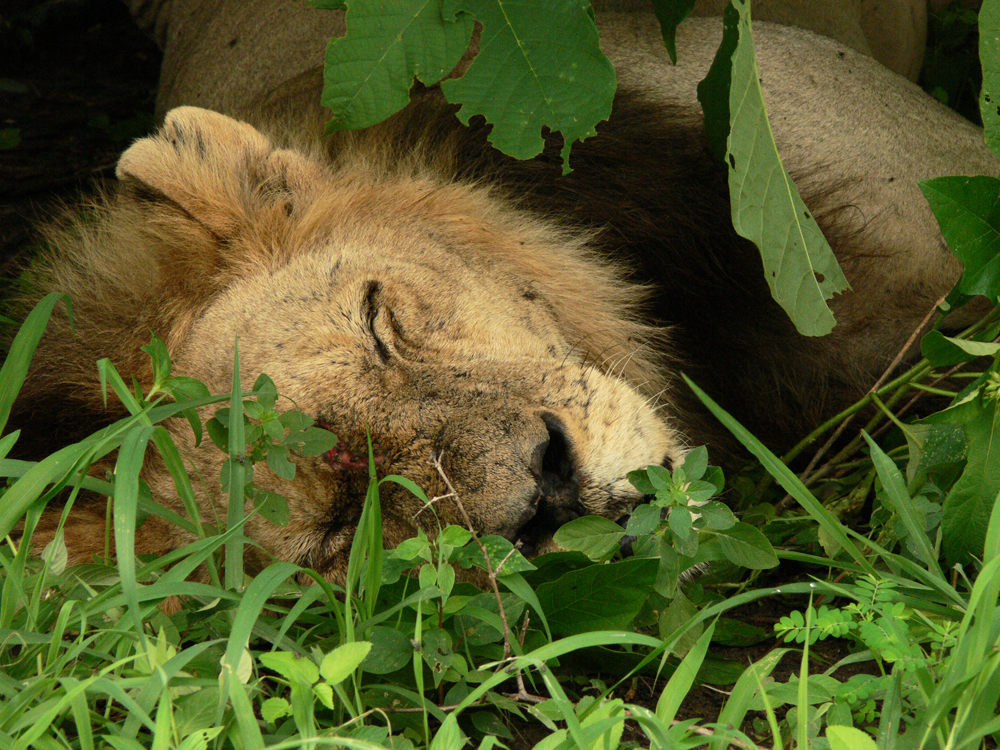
{"left": 714, "top": 522, "right": 778, "bottom": 570}
{"left": 919, "top": 176, "right": 1000, "bottom": 300}
{"left": 697, "top": 0, "right": 849, "bottom": 336}
{"left": 980, "top": 0, "right": 1000, "bottom": 155}
{"left": 322, "top": 0, "right": 475, "bottom": 130}
{"left": 534, "top": 557, "right": 656, "bottom": 635}
{"left": 553, "top": 515, "right": 626, "bottom": 560}
{"left": 940, "top": 388, "right": 1000, "bottom": 565}
{"left": 922, "top": 329, "right": 1000, "bottom": 366}
{"left": 650, "top": 0, "right": 697, "bottom": 64}
{"left": 440, "top": 0, "right": 616, "bottom": 169}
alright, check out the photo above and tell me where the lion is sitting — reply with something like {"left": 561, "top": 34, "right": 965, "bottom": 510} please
{"left": 7, "top": 1, "right": 998, "bottom": 579}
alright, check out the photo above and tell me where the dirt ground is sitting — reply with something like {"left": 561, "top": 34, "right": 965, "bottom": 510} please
{"left": 0, "top": 0, "right": 161, "bottom": 276}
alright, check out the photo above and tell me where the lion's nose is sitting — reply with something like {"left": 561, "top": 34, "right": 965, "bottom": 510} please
{"left": 529, "top": 414, "right": 581, "bottom": 522}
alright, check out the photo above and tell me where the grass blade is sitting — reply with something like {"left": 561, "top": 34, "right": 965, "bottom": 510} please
{"left": 683, "top": 374, "right": 877, "bottom": 576}
{"left": 0, "top": 292, "right": 70, "bottom": 435}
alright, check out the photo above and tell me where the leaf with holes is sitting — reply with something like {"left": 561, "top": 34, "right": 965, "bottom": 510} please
{"left": 441, "top": 0, "right": 616, "bottom": 170}
{"left": 697, "top": 0, "right": 848, "bottom": 336}
{"left": 322, "top": 0, "right": 475, "bottom": 131}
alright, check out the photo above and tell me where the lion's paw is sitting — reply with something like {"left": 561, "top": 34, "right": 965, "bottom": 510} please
{"left": 115, "top": 106, "right": 324, "bottom": 239}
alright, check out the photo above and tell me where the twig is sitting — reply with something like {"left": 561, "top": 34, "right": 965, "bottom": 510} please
{"left": 774, "top": 293, "right": 945, "bottom": 512}
{"left": 431, "top": 453, "right": 516, "bottom": 659}
{"left": 664, "top": 719, "right": 770, "bottom": 750}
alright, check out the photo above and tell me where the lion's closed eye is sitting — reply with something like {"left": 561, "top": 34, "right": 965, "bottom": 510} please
{"left": 362, "top": 280, "right": 392, "bottom": 362}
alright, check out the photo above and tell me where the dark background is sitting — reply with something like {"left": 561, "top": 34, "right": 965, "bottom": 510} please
{"left": 0, "top": 0, "right": 161, "bottom": 275}
{"left": 0, "top": 0, "right": 984, "bottom": 277}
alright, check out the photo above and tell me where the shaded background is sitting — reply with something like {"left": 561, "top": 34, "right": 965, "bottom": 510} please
{"left": 0, "top": 0, "right": 985, "bottom": 276}
{"left": 0, "top": 0, "right": 161, "bottom": 275}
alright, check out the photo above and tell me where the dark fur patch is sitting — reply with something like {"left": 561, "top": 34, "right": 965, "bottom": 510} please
{"left": 332, "top": 85, "right": 869, "bottom": 454}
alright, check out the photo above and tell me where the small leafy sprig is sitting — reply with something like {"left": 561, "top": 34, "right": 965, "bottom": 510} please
{"left": 555, "top": 447, "right": 779, "bottom": 588}
{"left": 204, "top": 373, "right": 337, "bottom": 526}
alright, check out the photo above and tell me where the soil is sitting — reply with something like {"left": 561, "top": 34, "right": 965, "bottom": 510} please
{"left": 0, "top": 0, "right": 161, "bottom": 276}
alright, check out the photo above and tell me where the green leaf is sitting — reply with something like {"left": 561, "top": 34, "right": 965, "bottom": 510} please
{"left": 252, "top": 373, "right": 278, "bottom": 410}
{"left": 864, "top": 433, "right": 942, "bottom": 575}
{"left": 463, "top": 534, "right": 535, "bottom": 575}
{"left": 645, "top": 464, "right": 674, "bottom": 492}
{"left": 534, "top": 558, "right": 657, "bottom": 635}
{"left": 679, "top": 445, "right": 708, "bottom": 480}
{"left": 697, "top": 0, "right": 848, "bottom": 336}
{"left": 627, "top": 468, "right": 656, "bottom": 495}
{"left": 319, "top": 641, "right": 372, "bottom": 685}
{"left": 438, "top": 524, "right": 473, "bottom": 549}
{"left": 650, "top": 0, "right": 697, "bottom": 64}
{"left": 262, "top": 415, "right": 286, "bottom": 443}
{"left": 940, "top": 388, "right": 1000, "bottom": 564}
{"left": 827, "top": 726, "right": 879, "bottom": 750}
{"left": 698, "top": 500, "right": 736, "bottom": 530}
{"left": 429, "top": 713, "right": 466, "bottom": 750}
{"left": 919, "top": 176, "right": 1000, "bottom": 299}
{"left": 454, "top": 593, "right": 525, "bottom": 646}
{"left": 250, "top": 489, "right": 290, "bottom": 527}
{"left": 921, "top": 329, "right": 1000, "bottom": 366}
{"left": 259, "top": 651, "right": 319, "bottom": 685}
{"left": 266, "top": 444, "right": 296, "bottom": 481}
{"left": 322, "top": 0, "right": 474, "bottom": 130}
{"left": 980, "top": 0, "right": 1000, "bottom": 156}
{"left": 363, "top": 626, "right": 414, "bottom": 674}
{"left": 715, "top": 522, "right": 779, "bottom": 569}
{"left": 242, "top": 400, "right": 265, "bottom": 420}
{"left": 140, "top": 333, "right": 172, "bottom": 383}
{"left": 205, "top": 418, "right": 228, "bottom": 452}
{"left": 656, "top": 620, "right": 715, "bottom": 724}
{"left": 554, "top": 515, "right": 627, "bottom": 560}
{"left": 624, "top": 504, "right": 661, "bottom": 537}
{"left": 682, "top": 479, "right": 718, "bottom": 505}
{"left": 290, "top": 425, "right": 338, "bottom": 456}
{"left": 902, "top": 422, "right": 966, "bottom": 488}
{"left": 668, "top": 505, "right": 693, "bottom": 540}
{"left": 441, "top": 0, "right": 617, "bottom": 170}
{"left": 0, "top": 293, "right": 71, "bottom": 435}
{"left": 278, "top": 410, "right": 314, "bottom": 432}
{"left": 260, "top": 698, "right": 291, "bottom": 723}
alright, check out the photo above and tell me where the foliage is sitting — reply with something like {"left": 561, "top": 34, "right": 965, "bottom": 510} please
{"left": 5, "top": 0, "right": 1000, "bottom": 748}
{"left": 0, "top": 310, "right": 767, "bottom": 749}
{"left": 318, "top": 0, "right": 616, "bottom": 172}
{"left": 923, "top": 1, "right": 983, "bottom": 124}
{"left": 316, "top": 0, "right": 845, "bottom": 334}
{"left": 696, "top": 0, "right": 849, "bottom": 336}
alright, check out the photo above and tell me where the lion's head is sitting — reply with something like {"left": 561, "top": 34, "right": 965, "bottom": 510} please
{"left": 16, "top": 107, "right": 684, "bottom": 578}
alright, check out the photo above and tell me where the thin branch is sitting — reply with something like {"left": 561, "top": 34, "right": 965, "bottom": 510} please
{"left": 431, "top": 453, "right": 517, "bottom": 659}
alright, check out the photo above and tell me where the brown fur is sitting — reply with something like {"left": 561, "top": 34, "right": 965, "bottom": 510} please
{"left": 8, "top": 7, "right": 996, "bottom": 578}
{"left": 12, "top": 105, "right": 683, "bottom": 577}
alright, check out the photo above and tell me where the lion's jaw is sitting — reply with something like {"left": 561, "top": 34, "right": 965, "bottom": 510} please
{"left": 166, "top": 243, "right": 682, "bottom": 577}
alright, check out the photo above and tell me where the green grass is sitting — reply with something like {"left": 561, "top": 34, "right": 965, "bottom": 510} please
{"left": 2, "top": 289, "right": 1000, "bottom": 748}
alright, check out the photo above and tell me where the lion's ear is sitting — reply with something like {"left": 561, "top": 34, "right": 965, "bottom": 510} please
{"left": 115, "top": 106, "right": 324, "bottom": 240}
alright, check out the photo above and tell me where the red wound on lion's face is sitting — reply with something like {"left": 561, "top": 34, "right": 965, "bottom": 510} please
{"left": 317, "top": 423, "right": 385, "bottom": 471}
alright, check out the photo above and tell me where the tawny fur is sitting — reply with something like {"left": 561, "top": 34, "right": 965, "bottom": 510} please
{"left": 9, "top": 3, "right": 1000, "bottom": 580}
{"left": 14, "top": 106, "right": 682, "bottom": 578}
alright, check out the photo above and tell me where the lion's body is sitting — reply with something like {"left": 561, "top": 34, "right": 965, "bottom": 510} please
{"left": 10, "top": 1, "right": 999, "bottom": 576}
